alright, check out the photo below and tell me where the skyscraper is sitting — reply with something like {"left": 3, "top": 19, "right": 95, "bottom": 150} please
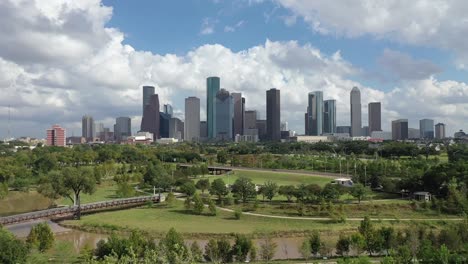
{"left": 266, "top": 88, "right": 281, "bottom": 141}
{"left": 206, "top": 77, "right": 220, "bottom": 139}
{"left": 159, "top": 112, "right": 171, "bottom": 138}
{"left": 82, "top": 115, "right": 94, "bottom": 141}
{"left": 350, "top": 87, "right": 362, "bottom": 137}
{"left": 368, "top": 102, "right": 381, "bottom": 134}
{"left": 185, "top": 96, "right": 200, "bottom": 142}
{"left": 215, "top": 89, "right": 233, "bottom": 141}
{"left": 169, "top": 117, "right": 184, "bottom": 140}
{"left": 142, "top": 86, "right": 155, "bottom": 113}
{"left": 164, "top": 104, "right": 173, "bottom": 117}
{"left": 114, "top": 117, "right": 131, "bottom": 143}
{"left": 47, "top": 125, "right": 66, "bottom": 147}
{"left": 244, "top": 110, "right": 257, "bottom": 131}
{"left": 307, "top": 91, "right": 323, "bottom": 135}
{"left": 323, "top": 99, "right": 336, "bottom": 134}
{"left": 392, "top": 119, "right": 408, "bottom": 140}
{"left": 435, "top": 123, "right": 446, "bottom": 139}
{"left": 419, "top": 119, "right": 434, "bottom": 139}
{"left": 232, "top": 93, "right": 243, "bottom": 136}
{"left": 141, "top": 94, "right": 160, "bottom": 140}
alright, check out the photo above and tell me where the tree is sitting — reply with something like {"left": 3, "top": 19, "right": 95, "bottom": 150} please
{"left": 392, "top": 245, "right": 413, "bottom": 264}
{"left": 204, "top": 239, "right": 220, "bottom": 263}
{"left": 192, "top": 193, "right": 205, "bottom": 215}
{"left": 27, "top": 222, "right": 55, "bottom": 252}
{"left": 159, "top": 228, "right": 190, "bottom": 264}
{"left": 278, "top": 185, "right": 295, "bottom": 202}
{"left": 165, "top": 192, "right": 175, "bottom": 207}
{"left": 299, "top": 239, "right": 312, "bottom": 261}
{"left": 196, "top": 178, "right": 210, "bottom": 194}
{"left": 350, "top": 183, "right": 369, "bottom": 203}
{"left": 208, "top": 198, "right": 217, "bottom": 216}
{"left": 231, "top": 177, "right": 256, "bottom": 203}
{"left": 350, "top": 233, "right": 366, "bottom": 256}
{"left": 180, "top": 181, "right": 196, "bottom": 197}
{"left": 232, "top": 234, "right": 254, "bottom": 262}
{"left": 190, "top": 242, "right": 203, "bottom": 263}
{"left": 336, "top": 234, "right": 351, "bottom": 257}
{"left": 321, "top": 183, "right": 341, "bottom": 201}
{"left": 217, "top": 150, "right": 228, "bottom": 164}
{"left": 0, "top": 228, "right": 29, "bottom": 264}
{"left": 309, "top": 231, "right": 322, "bottom": 256}
{"left": 261, "top": 181, "right": 278, "bottom": 202}
{"left": 259, "top": 235, "right": 277, "bottom": 262}
{"left": 210, "top": 178, "right": 228, "bottom": 202}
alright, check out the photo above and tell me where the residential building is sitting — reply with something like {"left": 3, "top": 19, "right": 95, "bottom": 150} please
{"left": 419, "top": 119, "right": 434, "bottom": 139}
{"left": 323, "top": 99, "right": 336, "bottom": 134}
{"left": 435, "top": 123, "right": 446, "bottom": 139}
{"left": 368, "top": 102, "right": 381, "bottom": 134}
{"left": 184, "top": 97, "right": 200, "bottom": 142}
{"left": 140, "top": 94, "right": 160, "bottom": 140}
{"left": 392, "top": 119, "right": 409, "bottom": 140}
{"left": 206, "top": 76, "right": 220, "bottom": 139}
{"left": 46, "top": 125, "right": 66, "bottom": 147}
{"left": 350, "top": 87, "right": 362, "bottom": 137}
{"left": 266, "top": 88, "right": 281, "bottom": 141}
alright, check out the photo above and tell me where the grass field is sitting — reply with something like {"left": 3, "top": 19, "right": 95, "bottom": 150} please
{"left": 0, "top": 190, "right": 51, "bottom": 216}
{"left": 207, "top": 170, "right": 332, "bottom": 187}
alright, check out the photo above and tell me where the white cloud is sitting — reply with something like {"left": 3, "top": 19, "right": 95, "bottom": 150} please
{"left": 224, "top": 20, "right": 245, "bottom": 32}
{"left": 275, "top": 0, "right": 468, "bottom": 69}
{"left": 200, "top": 18, "right": 217, "bottom": 35}
{"left": 0, "top": 0, "right": 467, "bottom": 138}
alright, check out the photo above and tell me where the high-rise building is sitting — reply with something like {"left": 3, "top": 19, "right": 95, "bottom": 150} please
{"left": 435, "top": 123, "right": 446, "bottom": 139}
{"left": 159, "top": 112, "right": 171, "bottom": 138}
{"left": 256, "top": 119, "right": 267, "bottom": 141}
{"left": 266, "top": 88, "right": 281, "bottom": 141}
{"left": 95, "top": 122, "right": 104, "bottom": 138}
{"left": 232, "top": 93, "right": 243, "bottom": 136}
{"left": 337, "top": 126, "right": 351, "bottom": 135}
{"left": 141, "top": 94, "right": 160, "bottom": 140}
{"left": 241, "top": 97, "right": 246, "bottom": 133}
{"left": 306, "top": 91, "right": 323, "bottom": 135}
{"left": 368, "top": 102, "right": 381, "bottom": 134}
{"left": 207, "top": 77, "right": 220, "bottom": 139}
{"left": 323, "top": 99, "right": 336, "bottom": 134}
{"left": 280, "top": 121, "right": 288, "bottom": 132}
{"left": 82, "top": 115, "right": 94, "bottom": 141}
{"left": 200, "top": 121, "right": 207, "bottom": 139}
{"left": 244, "top": 110, "right": 257, "bottom": 131}
{"left": 304, "top": 112, "right": 309, "bottom": 135}
{"left": 392, "top": 119, "right": 408, "bottom": 140}
{"left": 47, "top": 125, "right": 66, "bottom": 147}
{"left": 409, "top": 128, "right": 420, "bottom": 139}
{"left": 419, "top": 119, "right": 434, "bottom": 139}
{"left": 142, "top": 86, "right": 155, "bottom": 113}
{"left": 164, "top": 104, "right": 173, "bottom": 117}
{"left": 169, "top": 117, "right": 184, "bottom": 140}
{"left": 350, "top": 87, "right": 362, "bottom": 137}
{"left": 185, "top": 97, "right": 200, "bottom": 142}
{"left": 114, "top": 117, "right": 131, "bottom": 143}
{"left": 215, "top": 89, "right": 233, "bottom": 140}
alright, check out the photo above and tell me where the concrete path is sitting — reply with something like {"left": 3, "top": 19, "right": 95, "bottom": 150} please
{"left": 6, "top": 219, "right": 71, "bottom": 237}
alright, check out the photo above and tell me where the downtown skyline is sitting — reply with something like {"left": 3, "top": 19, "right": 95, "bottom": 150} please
{"left": 1, "top": 0, "right": 467, "bottom": 139}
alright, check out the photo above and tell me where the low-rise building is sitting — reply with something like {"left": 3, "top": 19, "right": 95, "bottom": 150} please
{"left": 290, "top": 135, "right": 332, "bottom": 143}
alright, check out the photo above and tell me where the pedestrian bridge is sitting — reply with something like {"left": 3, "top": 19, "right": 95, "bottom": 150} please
{"left": 0, "top": 195, "right": 161, "bottom": 225}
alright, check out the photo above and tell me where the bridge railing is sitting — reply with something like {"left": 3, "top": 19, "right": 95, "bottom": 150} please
{"left": 0, "top": 195, "right": 160, "bottom": 225}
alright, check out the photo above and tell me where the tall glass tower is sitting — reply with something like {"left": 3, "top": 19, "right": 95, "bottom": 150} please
{"left": 206, "top": 77, "right": 220, "bottom": 139}
{"left": 142, "top": 86, "right": 155, "bottom": 113}
{"left": 350, "top": 86, "right": 362, "bottom": 137}
{"left": 215, "top": 89, "right": 233, "bottom": 141}
{"left": 307, "top": 91, "right": 323, "bottom": 135}
{"left": 323, "top": 99, "right": 336, "bottom": 134}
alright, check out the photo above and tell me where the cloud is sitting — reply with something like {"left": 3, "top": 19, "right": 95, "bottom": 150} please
{"left": 274, "top": 0, "right": 468, "bottom": 69}
{"left": 200, "top": 17, "right": 217, "bottom": 35}
{"left": 377, "top": 49, "right": 442, "bottom": 81}
{"left": 0, "top": 0, "right": 467, "bottom": 138}
{"left": 224, "top": 20, "right": 245, "bottom": 32}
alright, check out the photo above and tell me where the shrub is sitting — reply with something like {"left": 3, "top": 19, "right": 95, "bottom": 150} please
{"left": 234, "top": 209, "right": 242, "bottom": 220}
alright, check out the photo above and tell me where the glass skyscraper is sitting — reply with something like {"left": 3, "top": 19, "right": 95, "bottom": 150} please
{"left": 350, "top": 86, "right": 362, "bottom": 137}
{"left": 206, "top": 77, "right": 220, "bottom": 139}
{"left": 215, "top": 89, "right": 233, "bottom": 141}
{"left": 266, "top": 88, "right": 281, "bottom": 141}
{"left": 142, "top": 86, "right": 155, "bottom": 113}
{"left": 307, "top": 91, "right": 323, "bottom": 135}
{"left": 419, "top": 119, "right": 434, "bottom": 139}
{"left": 323, "top": 99, "right": 336, "bottom": 134}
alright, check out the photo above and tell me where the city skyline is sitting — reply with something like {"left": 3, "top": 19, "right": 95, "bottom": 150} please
{"left": 1, "top": 0, "right": 467, "bottom": 139}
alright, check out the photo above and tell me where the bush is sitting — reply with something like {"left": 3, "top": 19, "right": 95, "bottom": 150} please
{"left": 27, "top": 222, "right": 54, "bottom": 252}
{"left": 208, "top": 199, "right": 217, "bottom": 216}
{"left": 165, "top": 192, "right": 175, "bottom": 207}
{"left": 234, "top": 209, "right": 242, "bottom": 220}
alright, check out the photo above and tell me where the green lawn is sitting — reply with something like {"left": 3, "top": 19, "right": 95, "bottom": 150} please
{"left": 207, "top": 170, "right": 332, "bottom": 187}
{"left": 0, "top": 190, "right": 52, "bottom": 216}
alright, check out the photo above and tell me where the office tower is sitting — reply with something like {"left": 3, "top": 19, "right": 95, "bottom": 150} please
{"left": 266, "top": 88, "right": 281, "bottom": 141}
{"left": 142, "top": 86, "right": 155, "bottom": 113}
{"left": 409, "top": 128, "right": 420, "bottom": 139}
{"left": 215, "top": 89, "right": 233, "bottom": 140}
{"left": 95, "top": 122, "right": 104, "bottom": 138}
{"left": 419, "top": 119, "right": 434, "bottom": 139}
{"left": 256, "top": 119, "right": 267, "bottom": 141}
{"left": 232, "top": 92, "right": 243, "bottom": 136}
{"left": 185, "top": 97, "right": 200, "bottom": 142}
{"left": 323, "top": 99, "right": 336, "bottom": 134}
{"left": 350, "top": 86, "right": 362, "bottom": 137}
{"left": 114, "top": 117, "right": 131, "bottom": 143}
{"left": 163, "top": 104, "right": 173, "bottom": 117}
{"left": 241, "top": 97, "right": 246, "bottom": 133}
{"left": 392, "top": 119, "right": 409, "bottom": 140}
{"left": 435, "top": 123, "right": 446, "bottom": 139}
{"left": 159, "top": 112, "right": 171, "bottom": 138}
{"left": 200, "top": 121, "right": 208, "bottom": 138}
{"left": 244, "top": 110, "right": 257, "bottom": 131}
{"left": 141, "top": 94, "right": 160, "bottom": 140}
{"left": 306, "top": 91, "right": 323, "bottom": 135}
{"left": 82, "top": 115, "right": 94, "bottom": 141}
{"left": 368, "top": 102, "right": 381, "bottom": 134}
{"left": 169, "top": 117, "right": 184, "bottom": 140}
{"left": 207, "top": 77, "right": 220, "bottom": 139}
{"left": 337, "top": 126, "right": 351, "bottom": 135}
{"left": 47, "top": 125, "right": 66, "bottom": 147}
{"left": 281, "top": 122, "right": 288, "bottom": 131}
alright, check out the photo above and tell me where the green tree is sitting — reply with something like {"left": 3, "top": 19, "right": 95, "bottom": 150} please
{"left": 204, "top": 239, "right": 220, "bottom": 263}
{"left": 0, "top": 228, "right": 29, "bottom": 264}
{"left": 192, "top": 193, "right": 205, "bottom": 215}
{"left": 336, "top": 234, "right": 351, "bottom": 257}
{"left": 231, "top": 177, "right": 256, "bottom": 203}
{"left": 278, "top": 185, "right": 296, "bottom": 202}
{"left": 217, "top": 150, "right": 228, "bottom": 164}
{"left": 159, "top": 228, "right": 190, "bottom": 264}
{"left": 165, "top": 192, "right": 175, "bottom": 207}
{"left": 350, "top": 183, "right": 369, "bottom": 203}
{"left": 210, "top": 178, "right": 228, "bottom": 202}
{"left": 190, "top": 242, "right": 203, "bottom": 263}
{"left": 299, "top": 239, "right": 312, "bottom": 261}
{"left": 261, "top": 181, "right": 278, "bottom": 202}
{"left": 195, "top": 178, "right": 210, "bottom": 193}
{"left": 259, "top": 235, "right": 277, "bottom": 262}
{"left": 26, "top": 222, "right": 55, "bottom": 252}
{"left": 392, "top": 245, "right": 413, "bottom": 264}
{"left": 309, "top": 231, "right": 322, "bottom": 256}
{"left": 232, "top": 234, "right": 254, "bottom": 262}
{"left": 180, "top": 181, "right": 196, "bottom": 197}
{"left": 321, "top": 183, "right": 341, "bottom": 201}
{"left": 208, "top": 198, "right": 217, "bottom": 216}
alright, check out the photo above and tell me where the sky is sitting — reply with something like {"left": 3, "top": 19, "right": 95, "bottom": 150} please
{"left": 1, "top": 0, "right": 468, "bottom": 138}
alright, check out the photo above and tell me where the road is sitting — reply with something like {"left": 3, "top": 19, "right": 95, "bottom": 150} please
{"left": 6, "top": 219, "right": 71, "bottom": 237}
